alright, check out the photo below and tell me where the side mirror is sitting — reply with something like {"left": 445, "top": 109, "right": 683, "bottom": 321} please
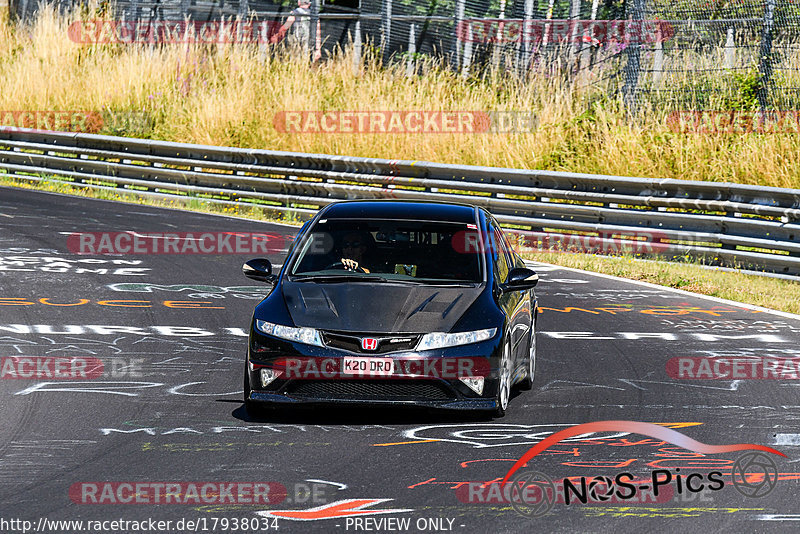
{"left": 243, "top": 258, "right": 277, "bottom": 283}
{"left": 501, "top": 267, "right": 539, "bottom": 292}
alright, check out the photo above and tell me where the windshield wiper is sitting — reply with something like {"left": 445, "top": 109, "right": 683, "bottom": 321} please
{"left": 290, "top": 274, "right": 389, "bottom": 283}
{"left": 355, "top": 278, "right": 479, "bottom": 287}
{"left": 408, "top": 279, "right": 479, "bottom": 286}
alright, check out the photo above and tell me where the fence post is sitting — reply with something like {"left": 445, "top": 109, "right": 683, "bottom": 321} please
{"left": 237, "top": 0, "right": 248, "bottom": 45}
{"left": 462, "top": 23, "right": 473, "bottom": 77}
{"left": 491, "top": 0, "right": 506, "bottom": 72}
{"left": 652, "top": 28, "right": 663, "bottom": 86}
{"left": 19, "top": 0, "right": 30, "bottom": 23}
{"left": 723, "top": 28, "right": 735, "bottom": 70}
{"left": 579, "top": 0, "right": 600, "bottom": 72}
{"left": 259, "top": 18, "right": 269, "bottom": 62}
{"left": 406, "top": 23, "right": 416, "bottom": 76}
{"left": 569, "top": 0, "right": 581, "bottom": 72}
{"left": 622, "top": 0, "right": 645, "bottom": 115}
{"left": 381, "top": 0, "right": 393, "bottom": 64}
{"left": 540, "top": 0, "right": 556, "bottom": 72}
{"left": 353, "top": 19, "right": 362, "bottom": 74}
{"left": 129, "top": 0, "right": 141, "bottom": 31}
{"left": 542, "top": 0, "right": 555, "bottom": 47}
{"left": 454, "top": 0, "right": 465, "bottom": 70}
{"left": 518, "top": 0, "right": 534, "bottom": 75}
{"left": 310, "top": 0, "right": 320, "bottom": 62}
{"left": 757, "top": 0, "right": 776, "bottom": 112}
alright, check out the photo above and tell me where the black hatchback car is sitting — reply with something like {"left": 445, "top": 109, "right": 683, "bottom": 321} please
{"left": 242, "top": 200, "right": 538, "bottom": 417}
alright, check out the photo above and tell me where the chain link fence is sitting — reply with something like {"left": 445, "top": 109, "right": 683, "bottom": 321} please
{"left": 8, "top": 0, "right": 800, "bottom": 113}
{"left": 622, "top": 0, "right": 800, "bottom": 113}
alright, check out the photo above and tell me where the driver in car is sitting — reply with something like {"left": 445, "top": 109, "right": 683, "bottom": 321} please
{"left": 339, "top": 231, "right": 371, "bottom": 273}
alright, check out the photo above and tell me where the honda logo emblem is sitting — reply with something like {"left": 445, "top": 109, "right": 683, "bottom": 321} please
{"left": 361, "top": 338, "right": 378, "bottom": 351}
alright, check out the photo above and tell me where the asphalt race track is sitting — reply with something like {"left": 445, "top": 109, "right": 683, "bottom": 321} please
{"left": 2, "top": 185, "right": 800, "bottom": 533}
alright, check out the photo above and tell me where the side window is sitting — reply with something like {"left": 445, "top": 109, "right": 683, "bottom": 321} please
{"left": 500, "top": 228, "right": 523, "bottom": 268}
{"left": 490, "top": 225, "right": 510, "bottom": 283}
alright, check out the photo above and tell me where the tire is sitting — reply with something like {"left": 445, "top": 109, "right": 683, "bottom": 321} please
{"left": 243, "top": 366, "right": 270, "bottom": 418}
{"left": 493, "top": 341, "right": 512, "bottom": 418}
{"left": 520, "top": 323, "right": 536, "bottom": 391}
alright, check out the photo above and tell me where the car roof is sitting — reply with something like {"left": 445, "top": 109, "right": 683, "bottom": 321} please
{"left": 319, "top": 200, "right": 480, "bottom": 224}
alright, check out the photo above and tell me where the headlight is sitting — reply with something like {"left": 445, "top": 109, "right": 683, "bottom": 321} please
{"left": 416, "top": 328, "right": 497, "bottom": 351}
{"left": 255, "top": 319, "right": 323, "bottom": 347}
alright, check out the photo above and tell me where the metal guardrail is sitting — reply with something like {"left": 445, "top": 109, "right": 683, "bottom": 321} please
{"left": 1, "top": 128, "right": 800, "bottom": 277}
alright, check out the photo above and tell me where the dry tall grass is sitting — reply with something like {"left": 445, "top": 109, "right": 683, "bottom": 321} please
{"left": 2, "top": 6, "right": 800, "bottom": 188}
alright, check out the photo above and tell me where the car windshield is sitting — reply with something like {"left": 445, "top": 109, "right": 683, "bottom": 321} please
{"left": 289, "top": 218, "right": 484, "bottom": 283}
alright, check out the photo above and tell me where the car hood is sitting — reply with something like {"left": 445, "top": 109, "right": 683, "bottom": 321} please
{"left": 281, "top": 281, "right": 483, "bottom": 333}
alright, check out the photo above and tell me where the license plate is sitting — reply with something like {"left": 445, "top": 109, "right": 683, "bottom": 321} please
{"left": 342, "top": 357, "right": 394, "bottom": 376}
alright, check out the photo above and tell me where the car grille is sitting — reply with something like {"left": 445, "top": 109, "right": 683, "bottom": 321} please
{"left": 321, "top": 332, "right": 421, "bottom": 354}
{"left": 285, "top": 380, "right": 454, "bottom": 401}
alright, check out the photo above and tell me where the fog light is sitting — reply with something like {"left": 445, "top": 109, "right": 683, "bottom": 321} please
{"left": 459, "top": 376, "right": 484, "bottom": 395}
{"left": 260, "top": 368, "right": 281, "bottom": 388}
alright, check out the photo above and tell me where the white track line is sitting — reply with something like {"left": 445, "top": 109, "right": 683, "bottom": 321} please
{"left": 525, "top": 260, "right": 800, "bottom": 323}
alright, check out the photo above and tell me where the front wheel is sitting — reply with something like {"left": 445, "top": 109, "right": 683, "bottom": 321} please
{"left": 243, "top": 366, "right": 272, "bottom": 418}
{"left": 520, "top": 324, "right": 536, "bottom": 391}
{"left": 493, "top": 342, "right": 512, "bottom": 418}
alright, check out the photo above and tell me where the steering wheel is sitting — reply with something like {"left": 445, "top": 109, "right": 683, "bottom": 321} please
{"left": 324, "top": 261, "right": 367, "bottom": 274}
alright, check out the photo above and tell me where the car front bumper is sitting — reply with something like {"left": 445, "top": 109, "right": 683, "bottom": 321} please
{"left": 246, "top": 327, "right": 504, "bottom": 411}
